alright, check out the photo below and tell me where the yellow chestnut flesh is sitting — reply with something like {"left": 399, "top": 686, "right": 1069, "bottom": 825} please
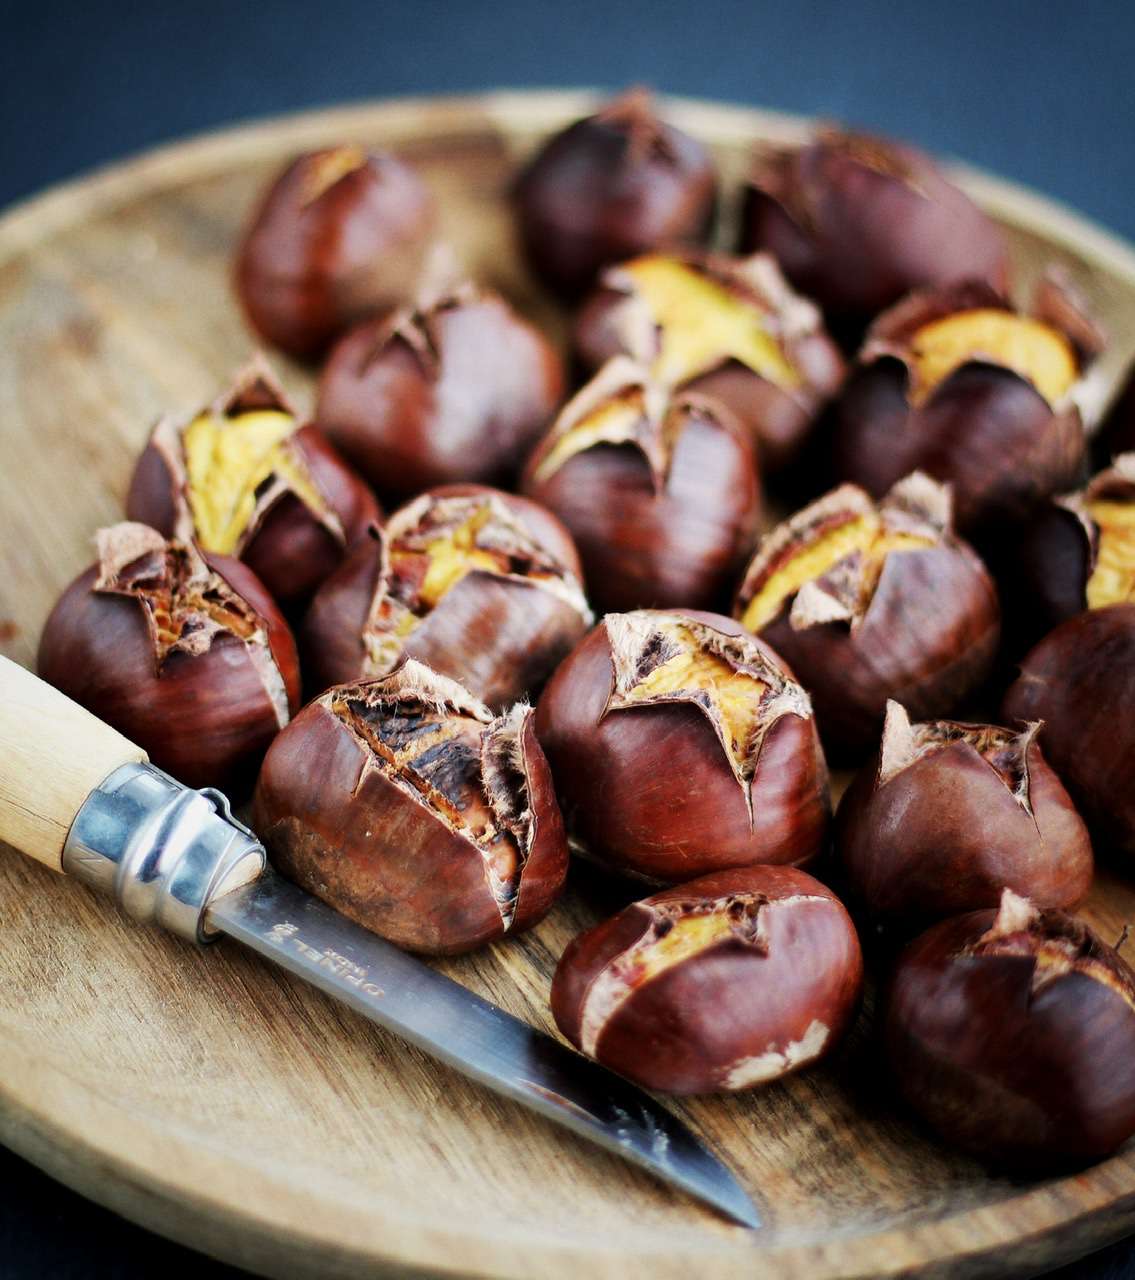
{"left": 298, "top": 144, "right": 368, "bottom": 204}
{"left": 908, "top": 309, "right": 1078, "bottom": 407}
{"left": 183, "top": 410, "right": 328, "bottom": 555}
{"left": 531, "top": 391, "right": 644, "bottom": 482}
{"left": 1086, "top": 500, "right": 1135, "bottom": 609}
{"left": 740, "top": 513, "right": 933, "bottom": 631}
{"left": 623, "top": 255, "right": 800, "bottom": 390}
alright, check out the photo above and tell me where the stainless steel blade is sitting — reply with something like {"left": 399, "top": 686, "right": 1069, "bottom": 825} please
{"left": 207, "top": 868, "right": 760, "bottom": 1229}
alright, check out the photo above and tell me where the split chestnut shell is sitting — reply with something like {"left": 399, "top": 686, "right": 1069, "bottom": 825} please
{"left": 574, "top": 251, "right": 845, "bottom": 471}
{"left": 534, "top": 609, "right": 829, "bottom": 883}
{"left": 234, "top": 146, "right": 436, "bottom": 359}
{"left": 733, "top": 473, "right": 1000, "bottom": 758}
{"left": 513, "top": 88, "right": 717, "bottom": 299}
{"left": 126, "top": 359, "right": 380, "bottom": 610}
{"left": 885, "top": 890, "right": 1135, "bottom": 1167}
{"left": 253, "top": 661, "right": 568, "bottom": 954}
{"left": 300, "top": 484, "right": 592, "bottom": 709}
{"left": 825, "top": 279, "right": 1103, "bottom": 537}
{"left": 1002, "top": 604, "right": 1135, "bottom": 858}
{"left": 835, "top": 701, "right": 1093, "bottom": 928}
{"left": 551, "top": 864, "right": 863, "bottom": 1094}
{"left": 37, "top": 523, "right": 300, "bottom": 791}
{"left": 738, "top": 128, "right": 1008, "bottom": 335}
{"left": 316, "top": 279, "right": 565, "bottom": 500}
{"left": 522, "top": 358, "right": 760, "bottom": 613}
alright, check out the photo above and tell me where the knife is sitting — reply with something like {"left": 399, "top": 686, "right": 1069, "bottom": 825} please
{"left": 0, "top": 655, "right": 759, "bottom": 1229}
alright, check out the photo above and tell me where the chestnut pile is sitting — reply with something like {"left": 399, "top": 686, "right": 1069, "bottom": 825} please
{"left": 38, "top": 91, "right": 1135, "bottom": 1173}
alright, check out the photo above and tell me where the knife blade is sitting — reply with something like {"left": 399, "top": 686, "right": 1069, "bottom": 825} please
{"left": 0, "top": 655, "right": 759, "bottom": 1229}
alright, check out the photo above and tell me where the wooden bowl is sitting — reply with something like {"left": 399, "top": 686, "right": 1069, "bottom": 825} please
{"left": 2, "top": 90, "right": 1135, "bottom": 1280}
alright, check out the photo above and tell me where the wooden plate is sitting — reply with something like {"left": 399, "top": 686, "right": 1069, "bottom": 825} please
{"left": 3, "top": 90, "right": 1135, "bottom": 1280}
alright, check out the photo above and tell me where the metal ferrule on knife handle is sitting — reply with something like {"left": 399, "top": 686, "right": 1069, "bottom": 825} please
{"left": 63, "top": 763, "right": 265, "bottom": 942}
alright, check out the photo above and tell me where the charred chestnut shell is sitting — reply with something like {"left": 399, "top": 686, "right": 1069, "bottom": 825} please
{"left": 835, "top": 701, "right": 1093, "bottom": 929}
{"left": 535, "top": 609, "right": 830, "bottom": 883}
{"left": 37, "top": 523, "right": 300, "bottom": 792}
{"left": 885, "top": 890, "right": 1135, "bottom": 1167}
{"left": 253, "top": 661, "right": 568, "bottom": 954}
{"left": 126, "top": 359, "right": 380, "bottom": 611}
{"left": 513, "top": 89, "right": 717, "bottom": 299}
{"left": 734, "top": 473, "right": 1000, "bottom": 758}
{"left": 1008, "top": 452, "right": 1135, "bottom": 653}
{"left": 574, "top": 250, "right": 845, "bottom": 471}
{"left": 522, "top": 358, "right": 760, "bottom": 613}
{"left": 234, "top": 146, "right": 436, "bottom": 359}
{"left": 551, "top": 864, "right": 863, "bottom": 1094}
{"left": 824, "top": 279, "right": 1103, "bottom": 537}
{"left": 300, "top": 484, "right": 592, "bottom": 709}
{"left": 1002, "top": 603, "right": 1135, "bottom": 858}
{"left": 316, "top": 279, "right": 565, "bottom": 500}
{"left": 738, "top": 128, "right": 1009, "bottom": 337}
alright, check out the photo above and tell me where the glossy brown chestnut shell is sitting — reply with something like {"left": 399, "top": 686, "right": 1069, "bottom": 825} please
{"left": 234, "top": 146, "right": 436, "bottom": 358}
{"left": 1095, "top": 362, "right": 1135, "bottom": 467}
{"left": 824, "top": 279, "right": 1103, "bottom": 537}
{"left": 1002, "top": 604, "right": 1135, "bottom": 857}
{"left": 126, "top": 359, "right": 380, "bottom": 611}
{"left": 253, "top": 661, "right": 568, "bottom": 954}
{"left": 513, "top": 88, "right": 717, "bottom": 299}
{"left": 315, "top": 279, "right": 565, "bottom": 500}
{"left": 551, "top": 864, "right": 863, "bottom": 1094}
{"left": 835, "top": 701, "right": 1093, "bottom": 929}
{"left": 522, "top": 359, "right": 760, "bottom": 613}
{"left": 299, "top": 484, "right": 592, "bottom": 709}
{"left": 1007, "top": 452, "right": 1135, "bottom": 653}
{"left": 37, "top": 523, "right": 300, "bottom": 792}
{"left": 574, "top": 250, "right": 845, "bottom": 471}
{"left": 738, "top": 128, "right": 1009, "bottom": 336}
{"left": 734, "top": 473, "right": 1000, "bottom": 759}
{"left": 535, "top": 609, "right": 830, "bottom": 883}
{"left": 885, "top": 890, "right": 1135, "bottom": 1167}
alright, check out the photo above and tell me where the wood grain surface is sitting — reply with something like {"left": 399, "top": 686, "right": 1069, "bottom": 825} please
{"left": 3, "top": 90, "right": 1135, "bottom": 1280}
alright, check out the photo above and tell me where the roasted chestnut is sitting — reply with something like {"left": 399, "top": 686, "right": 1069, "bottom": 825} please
{"left": 253, "top": 660, "right": 568, "bottom": 954}
{"left": 315, "top": 279, "right": 565, "bottom": 500}
{"left": 551, "top": 864, "right": 863, "bottom": 1094}
{"left": 734, "top": 473, "right": 1000, "bottom": 758}
{"left": 738, "top": 127, "right": 1008, "bottom": 338}
{"left": 37, "top": 523, "right": 300, "bottom": 792}
{"left": 126, "top": 359, "right": 380, "bottom": 611}
{"left": 824, "top": 279, "right": 1103, "bottom": 537}
{"left": 300, "top": 484, "right": 591, "bottom": 709}
{"left": 513, "top": 88, "right": 716, "bottom": 299}
{"left": 535, "top": 609, "right": 829, "bottom": 883}
{"left": 885, "top": 890, "right": 1135, "bottom": 1167}
{"left": 1095, "top": 361, "right": 1135, "bottom": 466}
{"left": 574, "top": 251, "right": 844, "bottom": 471}
{"left": 1003, "top": 604, "right": 1135, "bottom": 858}
{"left": 234, "top": 146, "right": 436, "bottom": 358}
{"left": 1008, "top": 452, "right": 1135, "bottom": 653}
{"left": 835, "top": 701, "right": 1092, "bottom": 930}
{"left": 522, "top": 359, "right": 760, "bottom": 613}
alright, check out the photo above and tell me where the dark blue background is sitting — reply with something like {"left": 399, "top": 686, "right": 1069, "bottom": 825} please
{"left": 3, "top": 1, "right": 1135, "bottom": 1275}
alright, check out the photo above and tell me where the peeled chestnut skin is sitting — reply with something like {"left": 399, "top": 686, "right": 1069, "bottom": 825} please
{"left": 535, "top": 610, "right": 830, "bottom": 883}
{"left": 885, "top": 900, "right": 1135, "bottom": 1167}
{"left": 235, "top": 147, "right": 436, "bottom": 359}
{"left": 299, "top": 484, "right": 590, "bottom": 708}
{"left": 835, "top": 704, "right": 1093, "bottom": 930}
{"left": 315, "top": 288, "right": 565, "bottom": 500}
{"left": 551, "top": 864, "right": 863, "bottom": 1094}
{"left": 738, "top": 130, "right": 1008, "bottom": 336}
{"left": 37, "top": 537, "right": 300, "bottom": 793}
{"left": 513, "top": 90, "right": 717, "bottom": 299}
{"left": 253, "top": 665, "right": 568, "bottom": 954}
{"left": 1003, "top": 605, "right": 1135, "bottom": 857}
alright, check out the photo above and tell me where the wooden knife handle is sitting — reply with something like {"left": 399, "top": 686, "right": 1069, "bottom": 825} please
{"left": 0, "top": 656, "right": 147, "bottom": 872}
